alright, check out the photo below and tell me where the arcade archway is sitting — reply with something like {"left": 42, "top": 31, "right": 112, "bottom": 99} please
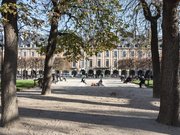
{"left": 105, "top": 70, "right": 110, "bottom": 77}
{"left": 113, "top": 70, "right": 119, "bottom": 77}
{"left": 121, "top": 70, "right": 127, "bottom": 76}
{"left": 129, "top": 70, "right": 135, "bottom": 76}
{"left": 72, "top": 70, "right": 77, "bottom": 77}
{"left": 96, "top": 70, "right": 102, "bottom": 77}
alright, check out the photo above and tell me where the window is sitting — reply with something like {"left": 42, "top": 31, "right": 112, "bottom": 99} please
{"left": 89, "top": 59, "right": 92, "bottom": 67}
{"left": 80, "top": 60, "right": 84, "bottom": 68}
{"left": 32, "top": 44, "right": 35, "bottom": 48}
{"left": 121, "top": 38, "right": 125, "bottom": 41}
{"left": 27, "top": 43, "right": 30, "bottom": 47}
{"left": 138, "top": 51, "right": 143, "bottom": 58}
{"left": 117, "top": 45, "right": 122, "bottom": 48}
{"left": 98, "top": 59, "right": 101, "bottom": 67}
{"left": 126, "top": 43, "right": 130, "bottom": 48}
{"left": 105, "top": 50, "right": 109, "bottom": 57}
{"left": 19, "top": 51, "right": 22, "bottom": 57}
{"left": 130, "top": 51, "right": 134, "bottom": 58}
{"left": 122, "top": 51, "right": 126, "bottom": 57}
{"left": 113, "top": 50, "right": 118, "bottom": 57}
{"left": 32, "top": 52, "right": 35, "bottom": 57}
{"left": 135, "top": 44, "right": 139, "bottom": 48}
{"left": 97, "top": 52, "right": 101, "bottom": 57}
{"left": 114, "top": 60, "right": 117, "bottom": 67}
{"left": 72, "top": 62, "right": 76, "bottom": 67}
{"left": 106, "top": 59, "right": 109, "bottom": 67}
{"left": 24, "top": 52, "right": 26, "bottom": 57}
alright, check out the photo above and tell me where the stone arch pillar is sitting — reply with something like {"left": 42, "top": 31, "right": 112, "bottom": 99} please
{"left": 127, "top": 69, "right": 130, "bottom": 77}
{"left": 110, "top": 69, "right": 113, "bottom": 75}
{"left": 119, "top": 69, "right": 121, "bottom": 76}
{"left": 94, "top": 70, "right": 96, "bottom": 78}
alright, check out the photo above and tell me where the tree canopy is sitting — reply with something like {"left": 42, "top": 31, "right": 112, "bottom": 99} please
{"left": 22, "top": 0, "right": 128, "bottom": 61}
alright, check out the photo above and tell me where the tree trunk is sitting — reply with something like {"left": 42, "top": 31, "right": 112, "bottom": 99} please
{"left": 41, "top": 47, "right": 56, "bottom": 95}
{"left": 140, "top": 0, "right": 161, "bottom": 98}
{"left": 157, "top": 0, "right": 180, "bottom": 126}
{"left": 1, "top": 0, "right": 19, "bottom": 127}
{"left": 41, "top": 2, "right": 60, "bottom": 95}
{"left": 151, "top": 21, "right": 161, "bottom": 98}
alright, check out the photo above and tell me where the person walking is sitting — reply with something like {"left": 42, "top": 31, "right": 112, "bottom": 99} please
{"left": 81, "top": 75, "right": 87, "bottom": 84}
{"left": 97, "top": 78, "right": 103, "bottom": 86}
{"left": 139, "top": 76, "right": 145, "bottom": 88}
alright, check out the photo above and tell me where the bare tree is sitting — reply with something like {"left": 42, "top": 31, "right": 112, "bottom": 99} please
{"left": 118, "top": 59, "right": 135, "bottom": 70}
{"left": 140, "top": 0, "right": 161, "bottom": 98}
{"left": 122, "top": 0, "right": 161, "bottom": 98}
{"left": 17, "top": 57, "right": 26, "bottom": 69}
{"left": 53, "top": 57, "right": 71, "bottom": 71}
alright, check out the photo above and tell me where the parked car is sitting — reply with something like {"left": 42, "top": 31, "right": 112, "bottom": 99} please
{"left": 75, "top": 74, "right": 82, "bottom": 78}
{"left": 61, "top": 73, "right": 73, "bottom": 78}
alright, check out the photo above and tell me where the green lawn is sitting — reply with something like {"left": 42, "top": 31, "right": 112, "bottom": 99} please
{"left": 16, "top": 79, "right": 35, "bottom": 91}
{"left": 0, "top": 79, "right": 36, "bottom": 91}
{"left": 132, "top": 79, "right": 153, "bottom": 88}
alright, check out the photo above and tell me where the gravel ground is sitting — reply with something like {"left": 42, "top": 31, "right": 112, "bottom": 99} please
{"left": 0, "top": 78, "right": 180, "bottom": 135}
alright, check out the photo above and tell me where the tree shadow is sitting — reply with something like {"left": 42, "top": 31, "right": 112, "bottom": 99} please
{"left": 18, "top": 107, "right": 180, "bottom": 135}
{"left": 51, "top": 86, "right": 151, "bottom": 99}
{"left": 51, "top": 86, "right": 159, "bottom": 111}
{"left": 20, "top": 121, "right": 70, "bottom": 134}
{"left": 1, "top": 88, "right": 179, "bottom": 134}
{"left": 18, "top": 86, "right": 159, "bottom": 111}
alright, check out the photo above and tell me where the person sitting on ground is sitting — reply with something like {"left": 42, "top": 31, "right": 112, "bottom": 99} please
{"left": 91, "top": 82, "right": 96, "bottom": 86}
{"left": 91, "top": 79, "right": 103, "bottom": 86}
{"left": 120, "top": 75, "right": 125, "bottom": 82}
{"left": 97, "top": 78, "right": 103, "bottom": 86}
{"left": 123, "top": 76, "right": 132, "bottom": 83}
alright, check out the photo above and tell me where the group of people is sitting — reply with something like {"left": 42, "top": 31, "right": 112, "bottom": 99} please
{"left": 123, "top": 75, "right": 146, "bottom": 88}
{"left": 81, "top": 74, "right": 146, "bottom": 88}
{"left": 81, "top": 75, "right": 104, "bottom": 86}
{"left": 91, "top": 78, "right": 103, "bottom": 86}
{"left": 52, "top": 73, "right": 66, "bottom": 83}
{"left": 51, "top": 72, "right": 146, "bottom": 88}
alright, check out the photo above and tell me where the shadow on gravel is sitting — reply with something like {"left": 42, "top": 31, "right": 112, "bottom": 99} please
{"left": 19, "top": 107, "right": 180, "bottom": 135}
{"left": 18, "top": 86, "right": 159, "bottom": 111}
{"left": 52, "top": 86, "right": 151, "bottom": 99}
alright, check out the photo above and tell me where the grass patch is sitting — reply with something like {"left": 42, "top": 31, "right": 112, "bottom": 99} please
{"left": 16, "top": 79, "right": 35, "bottom": 91}
{"left": 145, "top": 80, "right": 153, "bottom": 88}
{"left": 132, "top": 79, "right": 153, "bottom": 88}
{"left": 0, "top": 80, "right": 36, "bottom": 91}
